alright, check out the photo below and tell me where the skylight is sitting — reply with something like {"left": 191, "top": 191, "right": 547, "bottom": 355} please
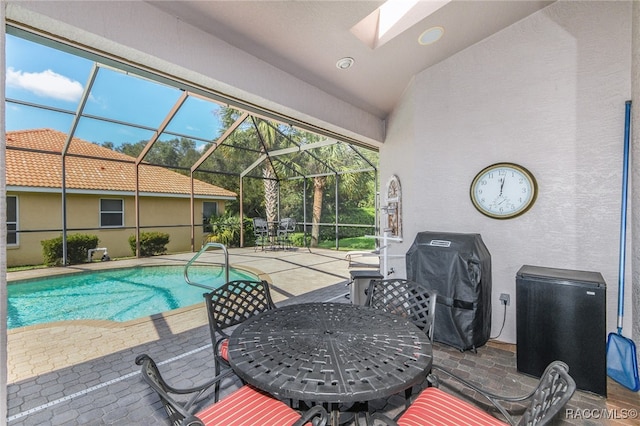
{"left": 351, "top": 0, "right": 450, "bottom": 49}
{"left": 378, "top": 0, "right": 420, "bottom": 40}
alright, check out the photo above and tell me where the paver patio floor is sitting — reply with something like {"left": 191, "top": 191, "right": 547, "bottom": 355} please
{"left": 6, "top": 247, "right": 638, "bottom": 425}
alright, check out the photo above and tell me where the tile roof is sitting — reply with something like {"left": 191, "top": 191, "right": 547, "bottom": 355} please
{"left": 6, "top": 129, "right": 237, "bottom": 198}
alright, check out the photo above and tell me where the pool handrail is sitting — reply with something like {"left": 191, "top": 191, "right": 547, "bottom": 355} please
{"left": 184, "top": 242, "right": 229, "bottom": 290}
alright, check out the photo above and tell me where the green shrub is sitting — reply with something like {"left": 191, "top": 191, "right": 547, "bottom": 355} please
{"left": 244, "top": 217, "right": 257, "bottom": 247}
{"left": 289, "top": 232, "right": 306, "bottom": 247}
{"left": 208, "top": 229, "right": 236, "bottom": 247}
{"left": 128, "top": 232, "right": 170, "bottom": 256}
{"left": 207, "top": 213, "right": 256, "bottom": 248}
{"left": 41, "top": 233, "right": 99, "bottom": 266}
{"left": 313, "top": 207, "right": 376, "bottom": 241}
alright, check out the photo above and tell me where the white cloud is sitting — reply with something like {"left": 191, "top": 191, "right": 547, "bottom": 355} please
{"left": 6, "top": 67, "right": 83, "bottom": 102}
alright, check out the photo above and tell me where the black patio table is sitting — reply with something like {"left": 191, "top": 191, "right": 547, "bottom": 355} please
{"left": 227, "top": 302, "right": 433, "bottom": 425}
{"left": 264, "top": 220, "right": 281, "bottom": 250}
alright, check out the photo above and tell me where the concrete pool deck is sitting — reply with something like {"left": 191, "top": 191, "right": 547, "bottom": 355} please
{"left": 7, "top": 246, "right": 376, "bottom": 384}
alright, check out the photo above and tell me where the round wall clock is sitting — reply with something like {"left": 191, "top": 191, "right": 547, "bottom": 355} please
{"left": 470, "top": 162, "right": 537, "bottom": 219}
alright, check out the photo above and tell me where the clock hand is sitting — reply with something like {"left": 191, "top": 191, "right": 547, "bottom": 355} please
{"left": 499, "top": 177, "right": 505, "bottom": 196}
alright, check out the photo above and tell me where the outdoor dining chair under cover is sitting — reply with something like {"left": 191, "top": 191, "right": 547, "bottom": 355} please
{"left": 203, "top": 279, "right": 277, "bottom": 400}
{"left": 371, "top": 360, "right": 576, "bottom": 426}
{"left": 135, "top": 354, "right": 328, "bottom": 426}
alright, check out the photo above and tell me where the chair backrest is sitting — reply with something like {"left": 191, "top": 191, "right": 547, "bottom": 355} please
{"left": 203, "top": 280, "right": 276, "bottom": 339}
{"left": 518, "top": 361, "right": 576, "bottom": 426}
{"left": 365, "top": 278, "right": 437, "bottom": 342}
{"left": 278, "top": 217, "right": 295, "bottom": 232}
{"left": 284, "top": 217, "right": 296, "bottom": 232}
{"left": 253, "top": 217, "right": 268, "bottom": 235}
{"left": 136, "top": 354, "right": 190, "bottom": 426}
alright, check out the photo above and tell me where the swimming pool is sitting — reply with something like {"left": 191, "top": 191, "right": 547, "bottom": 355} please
{"left": 7, "top": 265, "right": 259, "bottom": 329}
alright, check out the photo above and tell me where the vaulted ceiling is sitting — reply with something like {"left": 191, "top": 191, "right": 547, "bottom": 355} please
{"left": 147, "top": 1, "right": 554, "bottom": 119}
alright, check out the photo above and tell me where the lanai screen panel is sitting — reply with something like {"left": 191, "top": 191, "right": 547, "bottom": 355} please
{"left": 82, "top": 66, "right": 183, "bottom": 129}
{"left": 163, "top": 95, "right": 225, "bottom": 140}
{"left": 6, "top": 27, "right": 379, "bottom": 226}
{"left": 77, "top": 67, "right": 188, "bottom": 159}
{"left": 203, "top": 144, "right": 265, "bottom": 178}
{"left": 5, "top": 33, "right": 91, "bottom": 134}
{"left": 5, "top": 103, "right": 75, "bottom": 134}
{"left": 74, "top": 117, "right": 156, "bottom": 149}
{"left": 6, "top": 29, "right": 378, "bottom": 178}
{"left": 197, "top": 116, "right": 265, "bottom": 178}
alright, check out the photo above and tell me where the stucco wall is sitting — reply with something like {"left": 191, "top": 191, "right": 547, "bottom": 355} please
{"left": 382, "top": 1, "right": 633, "bottom": 344}
{"left": 6, "top": 192, "right": 224, "bottom": 267}
{"left": 6, "top": 192, "right": 60, "bottom": 267}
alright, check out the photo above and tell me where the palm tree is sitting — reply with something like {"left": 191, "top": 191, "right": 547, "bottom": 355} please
{"left": 208, "top": 108, "right": 377, "bottom": 248}
{"left": 304, "top": 142, "right": 361, "bottom": 247}
{"left": 253, "top": 118, "right": 280, "bottom": 224}
{"left": 211, "top": 108, "right": 274, "bottom": 217}
{"left": 311, "top": 175, "right": 326, "bottom": 247}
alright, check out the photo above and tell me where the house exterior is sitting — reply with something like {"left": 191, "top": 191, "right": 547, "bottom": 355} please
{"left": 5, "top": 129, "right": 237, "bottom": 267}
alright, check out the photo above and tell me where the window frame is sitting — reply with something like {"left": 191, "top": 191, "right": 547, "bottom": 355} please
{"left": 99, "top": 198, "right": 125, "bottom": 228}
{"left": 202, "top": 201, "right": 218, "bottom": 232}
{"left": 7, "top": 195, "right": 18, "bottom": 246}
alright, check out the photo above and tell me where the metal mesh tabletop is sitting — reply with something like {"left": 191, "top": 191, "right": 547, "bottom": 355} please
{"left": 227, "top": 302, "right": 432, "bottom": 404}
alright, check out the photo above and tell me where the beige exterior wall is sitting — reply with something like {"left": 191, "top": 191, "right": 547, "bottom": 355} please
{"left": 6, "top": 192, "right": 61, "bottom": 267}
{"left": 6, "top": 191, "right": 227, "bottom": 267}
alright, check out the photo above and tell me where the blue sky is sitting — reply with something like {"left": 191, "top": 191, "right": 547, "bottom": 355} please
{"left": 5, "top": 33, "right": 224, "bottom": 149}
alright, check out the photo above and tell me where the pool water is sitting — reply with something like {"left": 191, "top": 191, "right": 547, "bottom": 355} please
{"left": 7, "top": 265, "right": 258, "bottom": 329}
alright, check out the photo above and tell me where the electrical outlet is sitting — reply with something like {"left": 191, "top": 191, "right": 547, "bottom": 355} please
{"left": 499, "top": 293, "right": 510, "bottom": 306}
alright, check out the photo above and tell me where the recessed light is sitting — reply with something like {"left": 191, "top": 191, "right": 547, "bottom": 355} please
{"left": 336, "top": 57, "right": 355, "bottom": 70}
{"left": 418, "top": 26, "right": 444, "bottom": 45}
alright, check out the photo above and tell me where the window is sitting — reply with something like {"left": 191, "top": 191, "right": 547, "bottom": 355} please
{"left": 7, "top": 196, "right": 18, "bottom": 245}
{"left": 203, "top": 201, "right": 218, "bottom": 232}
{"left": 100, "top": 199, "right": 124, "bottom": 227}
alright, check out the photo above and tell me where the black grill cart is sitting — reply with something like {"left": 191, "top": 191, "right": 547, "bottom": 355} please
{"left": 406, "top": 231, "right": 492, "bottom": 351}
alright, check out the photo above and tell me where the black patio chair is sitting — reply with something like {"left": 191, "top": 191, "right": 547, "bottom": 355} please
{"left": 277, "top": 217, "right": 296, "bottom": 249}
{"left": 252, "top": 217, "right": 269, "bottom": 251}
{"left": 136, "top": 354, "right": 328, "bottom": 426}
{"left": 365, "top": 278, "right": 437, "bottom": 404}
{"left": 365, "top": 278, "right": 437, "bottom": 343}
{"left": 203, "top": 279, "right": 276, "bottom": 400}
{"left": 370, "top": 361, "right": 576, "bottom": 426}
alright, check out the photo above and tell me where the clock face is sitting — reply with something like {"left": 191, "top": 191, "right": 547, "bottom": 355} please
{"left": 470, "top": 163, "right": 537, "bottom": 219}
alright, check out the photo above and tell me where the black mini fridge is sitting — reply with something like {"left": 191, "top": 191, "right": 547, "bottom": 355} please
{"left": 516, "top": 265, "right": 607, "bottom": 396}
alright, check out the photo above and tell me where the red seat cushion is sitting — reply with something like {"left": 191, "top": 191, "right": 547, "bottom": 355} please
{"left": 196, "top": 385, "right": 305, "bottom": 426}
{"left": 398, "top": 387, "right": 508, "bottom": 426}
{"left": 217, "top": 339, "right": 229, "bottom": 361}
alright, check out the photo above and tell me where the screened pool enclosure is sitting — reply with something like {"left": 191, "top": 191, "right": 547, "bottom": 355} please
{"left": 5, "top": 27, "right": 379, "bottom": 264}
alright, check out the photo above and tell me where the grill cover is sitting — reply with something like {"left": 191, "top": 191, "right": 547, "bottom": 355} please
{"left": 406, "top": 231, "right": 492, "bottom": 351}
